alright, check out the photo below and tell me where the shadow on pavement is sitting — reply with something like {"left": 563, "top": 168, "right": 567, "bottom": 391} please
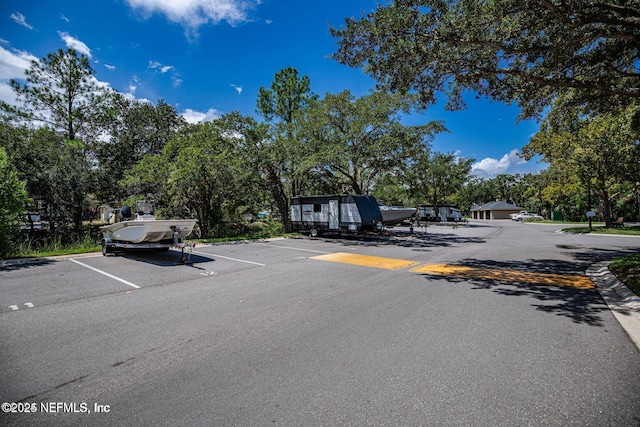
{"left": 118, "top": 249, "right": 213, "bottom": 268}
{"left": 0, "top": 258, "right": 55, "bottom": 272}
{"left": 307, "top": 231, "right": 486, "bottom": 250}
{"left": 414, "top": 248, "right": 640, "bottom": 327}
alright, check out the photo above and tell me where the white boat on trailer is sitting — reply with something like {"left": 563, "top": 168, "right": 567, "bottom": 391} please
{"left": 378, "top": 205, "right": 417, "bottom": 224}
{"left": 100, "top": 201, "right": 196, "bottom": 259}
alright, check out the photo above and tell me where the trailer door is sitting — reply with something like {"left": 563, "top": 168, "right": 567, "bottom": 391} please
{"left": 329, "top": 199, "right": 339, "bottom": 229}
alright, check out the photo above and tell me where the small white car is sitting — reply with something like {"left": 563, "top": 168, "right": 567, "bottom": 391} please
{"left": 510, "top": 211, "right": 528, "bottom": 220}
{"left": 515, "top": 212, "right": 543, "bottom": 221}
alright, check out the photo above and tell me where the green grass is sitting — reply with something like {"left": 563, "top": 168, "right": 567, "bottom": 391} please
{"left": 609, "top": 254, "right": 640, "bottom": 297}
{"left": 14, "top": 235, "right": 101, "bottom": 259}
{"left": 561, "top": 225, "right": 640, "bottom": 235}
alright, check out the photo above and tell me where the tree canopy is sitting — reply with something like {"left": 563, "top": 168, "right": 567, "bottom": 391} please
{"left": 331, "top": 0, "right": 640, "bottom": 118}
{"left": 0, "top": 147, "right": 30, "bottom": 257}
{"left": 302, "top": 90, "right": 445, "bottom": 194}
{"left": 522, "top": 100, "right": 640, "bottom": 226}
{"left": 2, "top": 48, "right": 113, "bottom": 141}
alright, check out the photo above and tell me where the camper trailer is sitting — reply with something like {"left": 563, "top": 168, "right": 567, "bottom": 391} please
{"left": 290, "top": 195, "right": 382, "bottom": 236}
{"left": 417, "top": 204, "right": 463, "bottom": 222}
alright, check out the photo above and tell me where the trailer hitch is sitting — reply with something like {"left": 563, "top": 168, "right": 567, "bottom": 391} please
{"left": 172, "top": 226, "right": 194, "bottom": 265}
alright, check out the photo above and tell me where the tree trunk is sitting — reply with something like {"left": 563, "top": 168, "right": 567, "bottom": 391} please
{"left": 596, "top": 176, "right": 613, "bottom": 228}
{"left": 266, "top": 167, "right": 292, "bottom": 232}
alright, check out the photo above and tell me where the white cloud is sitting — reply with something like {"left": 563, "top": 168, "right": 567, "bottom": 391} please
{"left": 471, "top": 149, "right": 527, "bottom": 178}
{"left": 0, "top": 46, "right": 36, "bottom": 80}
{"left": 124, "top": 0, "right": 259, "bottom": 38}
{"left": 58, "top": 32, "right": 92, "bottom": 57}
{"left": 10, "top": 12, "right": 34, "bottom": 30}
{"left": 230, "top": 83, "right": 242, "bottom": 94}
{"left": 60, "top": 14, "right": 70, "bottom": 22}
{"left": 182, "top": 108, "right": 220, "bottom": 123}
{"left": 148, "top": 60, "right": 174, "bottom": 73}
{"left": 0, "top": 45, "right": 34, "bottom": 105}
{"left": 104, "top": 64, "right": 116, "bottom": 71}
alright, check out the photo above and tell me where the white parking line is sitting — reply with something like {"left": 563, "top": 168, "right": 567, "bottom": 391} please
{"left": 70, "top": 259, "right": 140, "bottom": 289}
{"left": 192, "top": 250, "right": 266, "bottom": 266}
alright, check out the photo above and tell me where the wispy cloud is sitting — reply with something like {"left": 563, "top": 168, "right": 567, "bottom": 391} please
{"left": 230, "top": 84, "right": 242, "bottom": 95}
{"left": 471, "top": 149, "right": 527, "bottom": 178}
{"left": 10, "top": 12, "right": 34, "bottom": 30}
{"left": 60, "top": 14, "right": 70, "bottom": 23}
{"left": 104, "top": 64, "right": 116, "bottom": 71}
{"left": 58, "top": 32, "right": 92, "bottom": 57}
{"left": 124, "top": 0, "right": 260, "bottom": 40}
{"left": 148, "top": 60, "right": 174, "bottom": 73}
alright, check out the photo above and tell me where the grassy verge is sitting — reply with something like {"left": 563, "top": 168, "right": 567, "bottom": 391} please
{"left": 14, "top": 235, "right": 101, "bottom": 259}
{"left": 609, "top": 254, "right": 640, "bottom": 297}
{"left": 7, "top": 221, "right": 292, "bottom": 259}
{"left": 561, "top": 225, "right": 640, "bottom": 235}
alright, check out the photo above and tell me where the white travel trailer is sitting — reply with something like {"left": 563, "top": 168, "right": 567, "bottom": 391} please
{"left": 417, "top": 204, "right": 463, "bottom": 222}
{"left": 290, "top": 195, "right": 383, "bottom": 237}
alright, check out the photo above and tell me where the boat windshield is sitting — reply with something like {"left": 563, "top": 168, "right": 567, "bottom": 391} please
{"left": 136, "top": 201, "right": 154, "bottom": 215}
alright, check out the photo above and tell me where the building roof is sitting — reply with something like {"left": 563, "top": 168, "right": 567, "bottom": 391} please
{"left": 471, "top": 201, "right": 522, "bottom": 211}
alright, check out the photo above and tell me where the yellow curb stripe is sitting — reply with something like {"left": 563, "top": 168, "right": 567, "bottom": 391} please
{"left": 311, "top": 252, "right": 420, "bottom": 270}
{"left": 409, "top": 264, "right": 595, "bottom": 289}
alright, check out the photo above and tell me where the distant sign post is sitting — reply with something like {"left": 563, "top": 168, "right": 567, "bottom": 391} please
{"left": 586, "top": 211, "right": 596, "bottom": 230}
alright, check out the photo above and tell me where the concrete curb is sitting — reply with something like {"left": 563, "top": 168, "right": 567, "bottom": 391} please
{"left": 586, "top": 261, "right": 640, "bottom": 352}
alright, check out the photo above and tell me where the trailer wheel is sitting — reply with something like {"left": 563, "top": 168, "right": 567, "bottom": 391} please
{"left": 309, "top": 228, "right": 319, "bottom": 237}
{"left": 101, "top": 242, "right": 109, "bottom": 256}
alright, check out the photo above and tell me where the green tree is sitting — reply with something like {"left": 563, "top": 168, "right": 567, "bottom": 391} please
{"left": 0, "top": 147, "right": 30, "bottom": 257}
{"left": 406, "top": 151, "right": 474, "bottom": 216}
{"left": 532, "top": 166, "right": 586, "bottom": 221}
{"left": 124, "top": 113, "right": 262, "bottom": 238}
{"left": 2, "top": 48, "right": 112, "bottom": 141}
{"left": 96, "top": 97, "right": 187, "bottom": 202}
{"left": 331, "top": 1, "right": 640, "bottom": 118}
{"left": 256, "top": 68, "right": 318, "bottom": 231}
{"left": 0, "top": 122, "right": 88, "bottom": 236}
{"left": 1, "top": 48, "right": 114, "bottom": 234}
{"left": 165, "top": 121, "right": 237, "bottom": 237}
{"left": 456, "top": 176, "right": 495, "bottom": 210}
{"left": 522, "top": 102, "right": 640, "bottom": 227}
{"left": 302, "top": 90, "right": 445, "bottom": 195}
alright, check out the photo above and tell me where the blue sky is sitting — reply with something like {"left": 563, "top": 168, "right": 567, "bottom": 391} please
{"left": 0, "top": 0, "right": 545, "bottom": 177}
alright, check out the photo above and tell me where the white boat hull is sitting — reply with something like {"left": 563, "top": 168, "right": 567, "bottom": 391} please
{"left": 379, "top": 207, "right": 417, "bottom": 224}
{"left": 101, "top": 219, "right": 196, "bottom": 244}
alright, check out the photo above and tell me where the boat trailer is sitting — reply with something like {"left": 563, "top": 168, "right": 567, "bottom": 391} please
{"left": 101, "top": 225, "right": 195, "bottom": 264}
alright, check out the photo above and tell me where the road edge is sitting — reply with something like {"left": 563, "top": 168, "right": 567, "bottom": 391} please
{"left": 586, "top": 261, "right": 640, "bottom": 352}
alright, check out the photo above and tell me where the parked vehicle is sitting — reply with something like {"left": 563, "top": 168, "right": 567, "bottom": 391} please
{"left": 290, "top": 194, "right": 382, "bottom": 237}
{"left": 100, "top": 200, "right": 196, "bottom": 258}
{"left": 19, "top": 212, "right": 49, "bottom": 231}
{"left": 510, "top": 211, "right": 529, "bottom": 220}
{"left": 417, "top": 204, "right": 463, "bottom": 222}
{"left": 378, "top": 204, "right": 416, "bottom": 225}
{"left": 515, "top": 212, "right": 544, "bottom": 221}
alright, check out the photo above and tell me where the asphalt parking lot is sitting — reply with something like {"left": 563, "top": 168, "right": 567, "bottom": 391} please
{"left": 2, "top": 220, "right": 640, "bottom": 425}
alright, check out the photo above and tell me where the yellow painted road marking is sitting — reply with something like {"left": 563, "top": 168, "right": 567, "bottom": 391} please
{"left": 311, "top": 252, "right": 420, "bottom": 270}
{"left": 410, "top": 264, "right": 595, "bottom": 290}
{"left": 310, "top": 252, "right": 595, "bottom": 290}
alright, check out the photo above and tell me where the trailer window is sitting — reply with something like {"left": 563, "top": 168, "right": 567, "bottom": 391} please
{"left": 314, "top": 204, "right": 322, "bottom": 213}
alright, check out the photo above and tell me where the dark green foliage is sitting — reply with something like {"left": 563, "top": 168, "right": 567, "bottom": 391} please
{"left": 0, "top": 147, "right": 30, "bottom": 258}
{"left": 331, "top": 1, "right": 640, "bottom": 118}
